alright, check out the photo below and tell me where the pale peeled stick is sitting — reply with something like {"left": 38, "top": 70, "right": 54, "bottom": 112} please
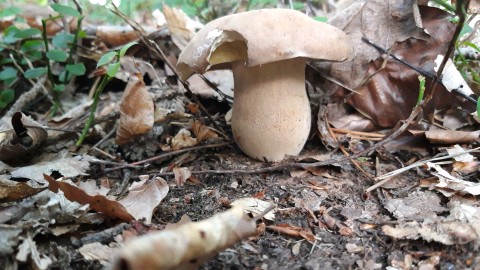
{"left": 177, "top": 9, "right": 352, "bottom": 161}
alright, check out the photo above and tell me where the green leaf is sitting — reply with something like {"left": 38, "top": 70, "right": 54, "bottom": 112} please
{"left": 0, "top": 67, "right": 17, "bottom": 81}
{"left": 477, "top": 97, "right": 480, "bottom": 118}
{"left": 51, "top": 4, "right": 81, "bottom": 18}
{"left": 97, "top": 51, "right": 117, "bottom": 67}
{"left": 52, "top": 32, "right": 74, "bottom": 49}
{"left": 21, "top": 40, "right": 44, "bottom": 52}
{"left": 460, "top": 24, "right": 472, "bottom": 37}
{"left": 24, "top": 67, "right": 47, "bottom": 79}
{"left": 119, "top": 41, "right": 138, "bottom": 58}
{"left": 46, "top": 49, "right": 68, "bottom": 62}
{"left": 3, "top": 25, "right": 20, "bottom": 44}
{"left": 106, "top": 62, "right": 121, "bottom": 77}
{"left": 77, "top": 29, "right": 87, "bottom": 38}
{"left": 416, "top": 75, "right": 426, "bottom": 107}
{"left": 0, "top": 89, "right": 14, "bottom": 109}
{"left": 25, "top": 51, "right": 43, "bottom": 62}
{"left": 66, "top": 63, "right": 86, "bottom": 76}
{"left": 0, "top": 7, "right": 22, "bottom": 18}
{"left": 15, "top": 28, "right": 42, "bottom": 39}
{"left": 313, "top": 16, "right": 328, "bottom": 22}
{"left": 59, "top": 70, "right": 72, "bottom": 82}
{"left": 54, "top": 84, "right": 65, "bottom": 92}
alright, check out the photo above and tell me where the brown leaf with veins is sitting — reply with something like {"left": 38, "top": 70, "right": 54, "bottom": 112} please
{"left": 116, "top": 74, "right": 154, "bottom": 145}
{"left": 119, "top": 176, "right": 169, "bottom": 224}
{"left": 44, "top": 174, "right": 134, "bottom": 222}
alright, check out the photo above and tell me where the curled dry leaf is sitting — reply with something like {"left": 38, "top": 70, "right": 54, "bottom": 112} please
{"left": 162, "top": 5, "right": 202, "bottom": 50}
{"left": 116, "top": 74, "right": 154, "bottom": 145}
{"left": 230, "top": 197, "right": 276, "bottom": 221}
{"left": 44, "top": 175, "right": 134, "bottom": 222}
{"left": 191, "top": 120, "right": 218, "bottom": 143}
{"left": 110, "top": 206, "right": 257, "bottom": 270}
{"left": 172, "top": 167, "right": 191, "bottom": 187}
{"left": 0, "top": 178, "right": 46, "bottom": 203}
{"left": 421, "top": 162, "right": 480, "bottom": 196}
{"left": 0, "top": 112, "right": 47, "bottom": 161}
{"left": 171, "top": 128, "right": 197, "bottom": 150}
{"left": 119, "top": 177, "right": 169, "bottom": 224}
{"left": 425, "top": 130, "right": 480, "bottom": 144}
{"left": 267, "top": 223, "right": 315, "bottom": 243}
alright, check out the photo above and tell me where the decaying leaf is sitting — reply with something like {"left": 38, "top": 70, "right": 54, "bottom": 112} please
{"left": 171, "top": 128, "right": 197, "bottom": 150}
{"left": 0, "top": 112, "right": 47, "bottom": 161}
{"left": 0, "top": 178, "right": 46, "bottom": 203}
{"left": 16, "top": 234, "right": 52, "bottom": 270}
{"left": 191, "top": 120, "right": 218, "bottom": 143}
{"left": 79, "top": 242, "right": 118, "bottom": 262}
{"left": 267, "top": 223, "right": 316, "bottom": 243}
{"left": 172, "top": 167, "right": 191, "bottom": 187}
{"left": 420, "top": 162, "right": 480, "bottom": 196}
{"left": 230, "top": 197, "right": 276, "bottom": 221}
{"left": 116, "top": 74, "right": 154, "bottom": 145}
{"left": 384, "top": 191, "right": 446, "bottom": 220}
{"left": 163, "top": 5, "right": 202, "bottom": 50}
{"left": 119, "top": 176, "right": 169, "bottom": 224}
{"left": 109, "top": 206, "right": 257, "bottom": 270}
{"left": 11, "top": 154, "right": 91, "bottom": 184}
{"left": 425, "top": 130, "right": 480, "bottom": 144}
{"left": 44, "top": 175, "right": 134, "bottom": 222}
{"left": 383, "top": 200, "right": 480, "bottom": 245}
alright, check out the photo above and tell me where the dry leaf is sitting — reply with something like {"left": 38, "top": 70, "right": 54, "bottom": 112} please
{"left": 11, "top": 155, "right": 91, "bottom": 184}
{"left": 424, "top": 162, "right": 480, "bottom": 196}
{"left": 230, "top": 197, "right": 276, "bottom": 221}
{"left": 172, "top": 167, "right": 191, "bottom": 187}
{"left": 119, "top": 177, "right": 169, "bottom": 224}
{"left": 109, "top": 206, "right": 257, "bottom": 270}
{"left": 171, "top": 128, "right": 197, "bottom": 150}
{"left": 116, "top": 74, "right": 154, "bottom": 145}
{"left": 191, "top": 120, "right": 218, "bottom": 142}
{"left": 44, "top": 175, "right": 134, "bottom": 222}
{"left": 425, "top": 130, "right": 480, "bottom": 144}
{"left": 0, "top": 178, "right": 46, "bottom": 203}
{"left": 0, "top": 112, "right": 47, "bottom": 161}
{"left": 384, "top": 191, "right": 446, "bottom": 220}
{"left": 163, "top": 5, "right": 202, "bottom": 50}
{"left": 267, "top": 223, "right": 315, "bottom": 242}
{"left": 79, "top": 242, "right": 117, "bottom": 262}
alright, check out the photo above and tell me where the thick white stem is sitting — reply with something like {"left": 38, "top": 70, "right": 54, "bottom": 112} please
{"left": 231, "top": 58, "right": 311, "bottom": 161}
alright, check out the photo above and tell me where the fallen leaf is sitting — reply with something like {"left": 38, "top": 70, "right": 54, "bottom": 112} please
{"left": 0, "top": 112, "right": 47, "bottom": 162}
{"left": 425, "top": 130, "right": 480, "bottom": 144}
{"left": 0, "top": 224, "right": 23, "bottom": 256}
{"left": 11, "top": 155, "right": 91, "bottom": 185}
{"left": 119, "top": 177, "right": 169, "bottom": 224}
{"left": 44, "top": 175, "right": 134, "bottom": 222}
{"left": 172, "top": 167, "right": 191, "bottom": 187}
{"left": 384, "top": 191, "right": 446, "bottom": 220}
{"left": 78, "top": 242, "right": 117, "bottom": 262}
{"left": 110, "top": 206, "right": 257, "bottom": 270}
{"left": 423, "top": 162, "right": 480, "bottom": 196}
{"left": 0, "top": 178, "right": 46, "bottom": 203}
{"left": 163, "top": 5, "right": 202, "bottom": 50}
{"left": 230, "top": 197, "right": 276, "bottom": 221}
{"left": 191, "top": 120, "right": 218, "bottom": 143}
{"left": 267, "top": 223, "right": 315, "bottom": 242}
{"left": 16, "top": 234, "right": 52, "bottom": 270}
{"left": 171, "top": 128, "right": 197, "bottom": 150}
{"left": 116, "top": 74, "right": 154, "bottom": 145}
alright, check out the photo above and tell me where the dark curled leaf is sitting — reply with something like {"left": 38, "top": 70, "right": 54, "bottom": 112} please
{"left": 0, "top": 112, "right": 47, "bottom": 161}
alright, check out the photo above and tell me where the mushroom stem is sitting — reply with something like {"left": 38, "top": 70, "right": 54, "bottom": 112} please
{"left": 231, "top": 58, "right": 311, "bottom": 161}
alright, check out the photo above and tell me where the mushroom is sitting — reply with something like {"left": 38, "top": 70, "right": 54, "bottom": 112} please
{"left": 176, "top": 9, "right": 351, "bottom": 161}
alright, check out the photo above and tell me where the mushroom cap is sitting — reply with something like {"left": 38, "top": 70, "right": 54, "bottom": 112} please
{"left": 176, "top": 8, "right": 352, "bottom": 81}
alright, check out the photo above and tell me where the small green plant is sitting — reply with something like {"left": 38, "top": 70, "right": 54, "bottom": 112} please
{"left": 75, "top": 41, "right": 137, "bottom": 147}
{"left": 416, "top": 75, "right": 426, "bottom": 107}
{"left": 0, "top": 3, "right": 86, "bottom": 113}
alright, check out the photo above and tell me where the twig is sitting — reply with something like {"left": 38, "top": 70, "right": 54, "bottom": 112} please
{"left": 331, "top": 128, "right": 385, "bottom": 138}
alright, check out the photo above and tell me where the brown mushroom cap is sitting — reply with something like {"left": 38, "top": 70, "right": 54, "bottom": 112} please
{"left": 176, "top": 8, "right": 352, "bottom": 81}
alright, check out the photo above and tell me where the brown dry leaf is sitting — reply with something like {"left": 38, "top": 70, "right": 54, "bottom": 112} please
{"left": 191, "top": 120, "right": 218, "bottom": 142}
{"left": 109, "top": 206, "right": 257, "bottom": 270}
{"left": 171, "top": 128, "right": 197, "bottom": 150}
{"left": 44, "top": 175, "right": 134, "bottom": 222}
{"left": 384, "top": 191, "right": 446, "bottom": 220}
{"left": 267, "top": 223, "right": 315, "bottom": 243}
{"left": 383, "top": 200, "right": 480, "bottom": 245}
{"left": 183, "top": 70, "right": 234, "bottom": 100}
{"left": 230, "top": 197, "right": 276, "bottom": 221}
{"left": 0, "top": 178, "right": 46, "bottom": 203}
{"left": 172, "top": 167, "right": 191, "bottom": 187}
{"left": 420, "top": 162, "right": 480, "bottom": 196}
{"left": 119, "top": 177, "right": 169, "bottom": 224}
{"left": 116, "top": 74, "right": 154, "bottom": 145}
{"left": 0, "top": 112, "right": 47, "bottom": 161}
{"left": 425, "top": 130, "right": 480, "bottom": 144}
{"left": 162, "top": 5, "right": 202, "bottom": 50}
{"left": 78, "top": 242, "right": 117, "bottom": 262}
{"left": 11, "top": 155, "right": 91, "bottom": 184}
